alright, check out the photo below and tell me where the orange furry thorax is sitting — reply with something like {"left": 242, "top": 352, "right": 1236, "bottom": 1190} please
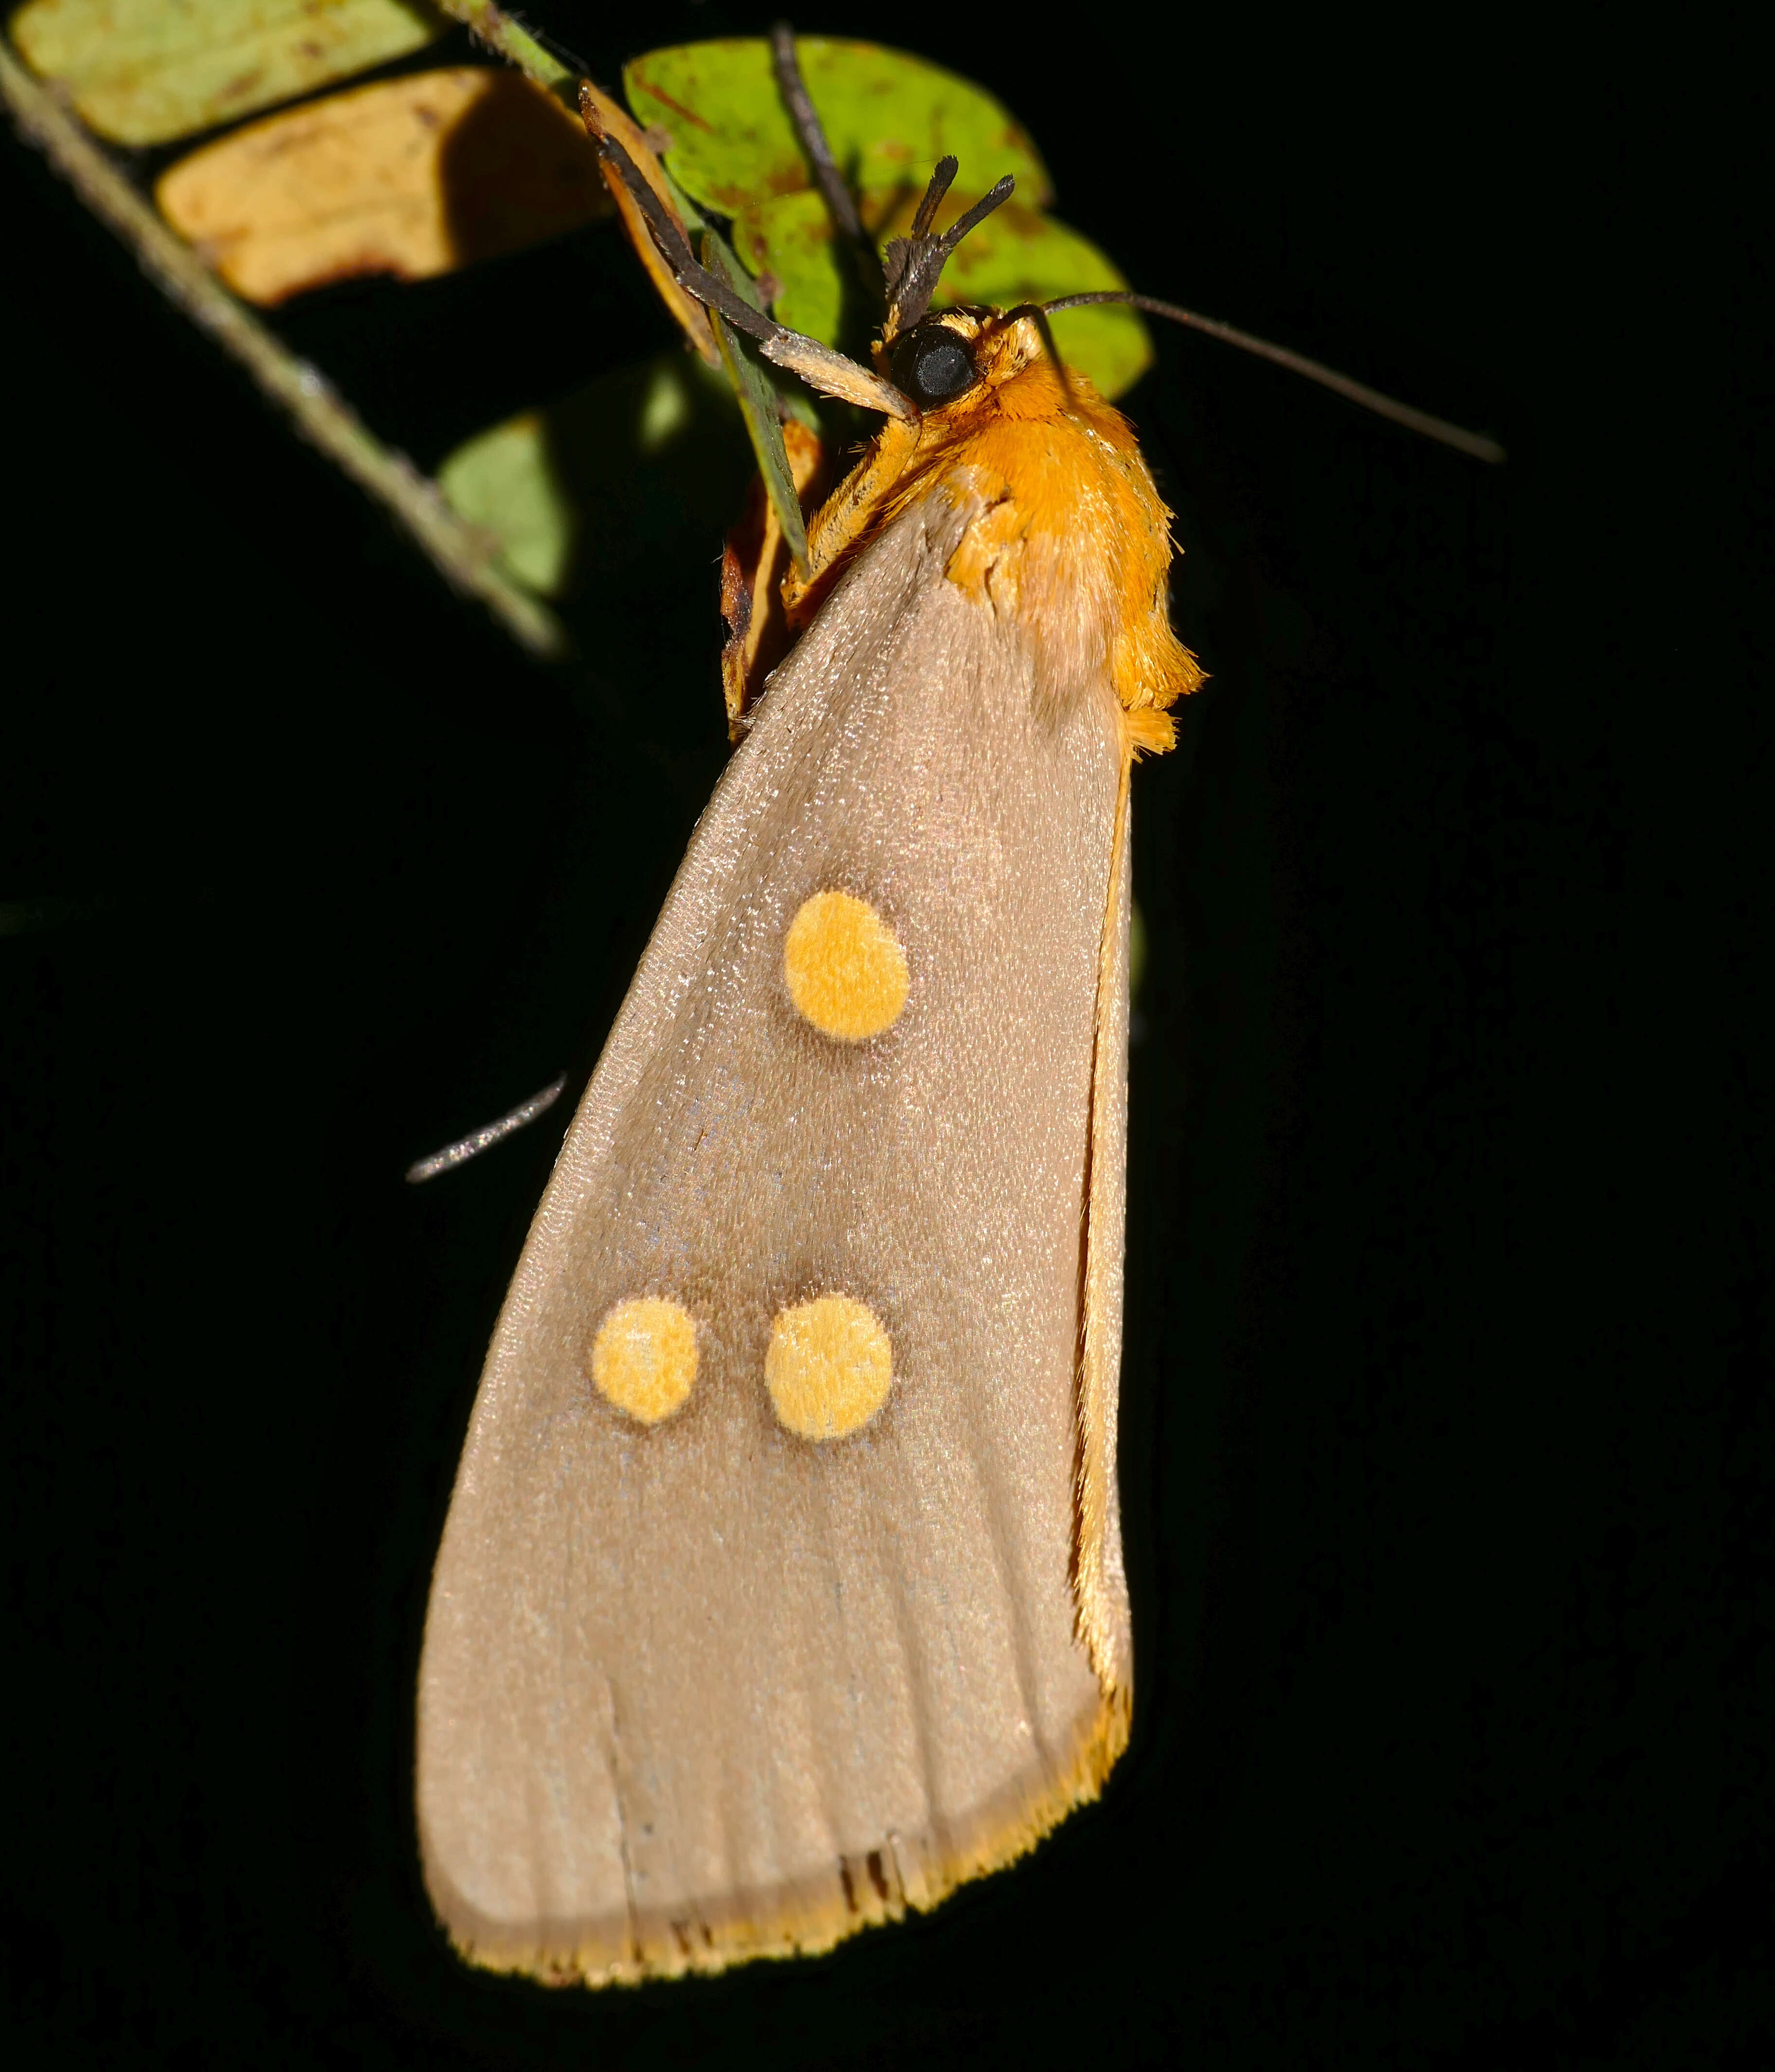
{"left": 789, "top": 310, "right": 1203, "bottom": 756}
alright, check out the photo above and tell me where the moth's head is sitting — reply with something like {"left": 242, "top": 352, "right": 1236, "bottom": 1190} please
{"left": 883, "top": 308, "right": 986, "bottom": 408}
{"left": 880, "top": 304, "right": 1086, "bottom": 422}
{"left": 873, "top": 162, "right": 1087, "bottom": 421}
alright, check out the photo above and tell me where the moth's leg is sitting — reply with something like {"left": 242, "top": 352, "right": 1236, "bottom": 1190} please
{"left": 404, "top": 1077, "right": 569, "bottom": 1185}
{"left": 721, "top": 420, "right": 829, "bottom": 736}
{"left": 582, "top": 113, "right": 912, "bottom": 423}
{"left": 780, "top": 416, "right": 923, "bottom": 624}
{"left": 578, "top": 82, "right": 719, "bottom": 367}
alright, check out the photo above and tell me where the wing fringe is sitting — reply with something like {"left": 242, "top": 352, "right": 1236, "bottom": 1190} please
{"left": 1071, "top": 748, "right": 1136, "bottom": 1695}
{"left": 426, "top": 1684, "right": 1129, "bottom": 1985}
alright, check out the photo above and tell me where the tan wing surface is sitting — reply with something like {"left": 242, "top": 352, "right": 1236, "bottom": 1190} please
{"left": 417, "top": 496, "right": 1132, "bottom": 1982}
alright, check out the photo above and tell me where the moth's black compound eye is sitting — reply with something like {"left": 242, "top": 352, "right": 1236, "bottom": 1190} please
{"left": 891, "top": 324, "right": 978, "bottom": 406}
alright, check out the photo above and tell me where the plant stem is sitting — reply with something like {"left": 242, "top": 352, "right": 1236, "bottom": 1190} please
{"left": 0, "top": 35, "right": 567, "bottom": 659}
{"left": 434, "top": 1, "right": 573, "bottom": 94}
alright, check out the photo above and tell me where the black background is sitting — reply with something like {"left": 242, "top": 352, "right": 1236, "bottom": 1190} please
{"left": 3, "top": 7, "right": 1767, "bottom": 2067}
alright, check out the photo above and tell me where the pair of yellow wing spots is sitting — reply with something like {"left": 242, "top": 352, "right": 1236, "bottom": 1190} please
{"left": 588, "top": 892, "right": 906, "bottom": 1439}
{"left": 591, "top": 1293, "right": 893, "bottom": 1441}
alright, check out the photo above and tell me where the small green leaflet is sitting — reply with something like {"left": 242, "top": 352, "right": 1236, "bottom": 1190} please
{"left": 436, "top": 354, "right": 755, "bottom": 604}
{"left": 625, "top": 37, "right": 1150, "bottom": 398}
{"left": 624, "top": 37, "right": 1051, "bottom": 217}
{"left": 10, "top": 0, "right": 445, "bottom": 146}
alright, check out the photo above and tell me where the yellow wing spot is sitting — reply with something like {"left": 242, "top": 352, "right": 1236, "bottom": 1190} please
{"left": 764, "top": 1295, "right": 893, "bottom": 1441}
{"left": 783, "top": 891, "right": 908, "bottom": 1041}
{"left": 590, "top": 1297, "right": 698, "bottom": 1424}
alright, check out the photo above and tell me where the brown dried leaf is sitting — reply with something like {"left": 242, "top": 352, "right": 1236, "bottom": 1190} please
{"left": 154, "top": 66, "right": 610, "bottom": 305}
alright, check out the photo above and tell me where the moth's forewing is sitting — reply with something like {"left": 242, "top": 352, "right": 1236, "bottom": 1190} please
{"left": 417, "top": 497, "right": 1130, "bottom": 1981}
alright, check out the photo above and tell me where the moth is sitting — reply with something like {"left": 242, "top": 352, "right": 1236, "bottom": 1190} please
{"left": 416, "top": 36, "right": 1497, "bottom": 1988}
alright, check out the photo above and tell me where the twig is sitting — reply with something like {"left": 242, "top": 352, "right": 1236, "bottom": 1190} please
{"left": 0, "top": 35, "right": 566, "bottom": 656}
{"left": 433, "top": 0, "right": 573, "bottom": 94}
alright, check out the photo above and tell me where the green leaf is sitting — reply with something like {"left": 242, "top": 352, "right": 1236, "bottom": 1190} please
{"left": 624, "top": 37, "right": 1050, "bottom": 220}
{"left": 1038, "top": 300, "right": 1152, "bottom": 404}
{"left": 628, "top": 37, "right": 1149, "bottom": 399}
{"left": 1129, "top": 900, "right": 1148, "bottom": 1006}
{"left": 438, "top": 355, "right": 754, "bottom": 602}
{"left": 9, "top": 0, "right": 446, "bottom": 146}
{"left": 438, "top": 406, "right": 576, "bottom": 596}
{"left": 731, "top": 191, "right": 841, "bottom": 350}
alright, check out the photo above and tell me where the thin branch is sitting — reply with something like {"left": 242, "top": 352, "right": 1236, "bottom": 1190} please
{"left": 431, "top": 0, "right": 574, "bottom": 95}
{"left": 1047, "top": 289, "right": 1505, "bottom": 464}
{"left": 0, "top": 36, "right": 566, "bottom": 655}
{"left": 769, "top": 22, "right": 881, "bottom": 299}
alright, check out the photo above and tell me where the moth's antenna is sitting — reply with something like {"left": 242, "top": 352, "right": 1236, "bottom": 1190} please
{"left": 883, "top": 165, "right": 1015, "bottom": 341}
{"left": 906, "top": 156, "right": 958, "bottom": 241}
{"left": 1046, "top": 290, "right": 1505, "bottom": 463}
{"left": 1005, "top": 301, "right": 1079, "bottom": 406}
{"left": 405, "top": 1076, "right": 569, "bottom": 1185}
{"left": 770, "top": 24, "right": 882, "bottom": 297}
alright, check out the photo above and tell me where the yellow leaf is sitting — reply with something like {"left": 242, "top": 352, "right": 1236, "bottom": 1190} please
{"left": 154, "top": 67, "right": 611, "bottom": 306}
{"left": 9, "top": 0, "right": 446, "bottom": 146}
